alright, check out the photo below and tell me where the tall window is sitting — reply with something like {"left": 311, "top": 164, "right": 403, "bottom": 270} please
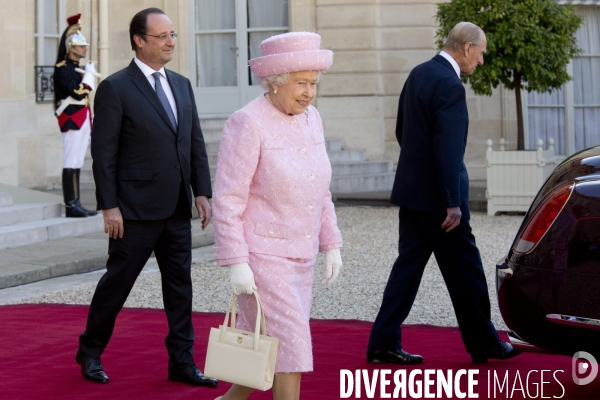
{"left": 194, "top": 0, "right": 237, "bottom": 87}
{"left": 193, "top": 0, "right": 288, "bottom": 88}
{"left": 247, "top": 0, "right": 289, "bottom": 85}
{"left": 34, "top": 0, "right": 65, "bottom": 65}
{"left": 573, "top": 7, "right": 600, "bottom": 151}
{"left": 527, "top": 87, "right": 567, "bottom": 154}
{"left": 526, "top": 5, "right": 600, "bottom": 156}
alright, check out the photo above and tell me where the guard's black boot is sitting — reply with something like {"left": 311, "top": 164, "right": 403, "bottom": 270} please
{"left": 62, "top": 168, "right": 87, "bottom": 218}
{"left": 73, "top": 169, "right": 98, "bottom": 216}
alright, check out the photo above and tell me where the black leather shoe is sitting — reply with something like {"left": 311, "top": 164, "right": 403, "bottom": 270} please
{"left": 168, "top": 365, "right": 218, "bottom": 387}
{"left": 367, "top": 348, "right": 424, "bottom": 365}
{"left": 471, "top": 341, "right": 522, "bottom": 363}
{"left": 75, "top": 351, "right": 109, "bottom": 383}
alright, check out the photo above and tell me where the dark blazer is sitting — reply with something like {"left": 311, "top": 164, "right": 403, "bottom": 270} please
{"left": 91, "top": 60, "right": 212, "bottom": 220}
{"left": 390, "top": 54, "right": 470, "bottom": 219}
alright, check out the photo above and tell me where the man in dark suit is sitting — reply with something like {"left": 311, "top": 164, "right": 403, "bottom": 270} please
{"left": 367, "top": 22, "right": 520, "bottom": 364}
{"left": 75, "top": 8, "right": 217, "bottom": 388}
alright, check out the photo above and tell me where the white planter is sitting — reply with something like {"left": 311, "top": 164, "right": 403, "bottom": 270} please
{"left": 485, "top": 138, "right": 556, "bottom": 216}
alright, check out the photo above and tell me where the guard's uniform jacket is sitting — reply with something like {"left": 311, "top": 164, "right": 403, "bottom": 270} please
{"left": 54, "top": 57, "right": 92, "bottom": 132}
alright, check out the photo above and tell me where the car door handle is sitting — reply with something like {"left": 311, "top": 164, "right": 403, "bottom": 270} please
{"left": 496, "top": 257, "right": 513, "bottom": 278}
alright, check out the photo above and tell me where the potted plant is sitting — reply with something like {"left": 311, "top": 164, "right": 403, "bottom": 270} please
{"left": 436, "top": 0, "right": 582, "bottom": 215}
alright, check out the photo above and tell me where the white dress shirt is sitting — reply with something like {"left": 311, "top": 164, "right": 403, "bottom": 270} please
{"left": 134, "top": 57, "right": 178, "bottom": 124}
{"left": 439, "top": 51, "right": 461, "bottom": 79}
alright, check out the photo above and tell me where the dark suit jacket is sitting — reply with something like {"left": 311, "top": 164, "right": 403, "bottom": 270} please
{"left": 91, "top": 59, "right": 212, "bottom": 220}
{"left": 390, "top": 54, "right": 471, "bottom": 219}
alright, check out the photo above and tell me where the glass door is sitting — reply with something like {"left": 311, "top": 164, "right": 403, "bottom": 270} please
{"left": 191, "top": 0, "right": 288, "bottom": 117}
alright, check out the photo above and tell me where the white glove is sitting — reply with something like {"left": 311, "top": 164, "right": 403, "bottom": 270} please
{"left": 321, "top": 248, "right": 342, "bottom": 285}
{"left": 81, "top": 62, "right": 96, "bottom": 91}
{"left": 84, "top": 61, "right": 97, "bottom": 74}
{"left": 229, "top": 262, "right": 257, "bottom": 295}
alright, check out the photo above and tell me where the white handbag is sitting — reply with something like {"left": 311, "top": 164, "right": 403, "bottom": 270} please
{"left": 204, "top": 290, "right": 279, "bottom": 391}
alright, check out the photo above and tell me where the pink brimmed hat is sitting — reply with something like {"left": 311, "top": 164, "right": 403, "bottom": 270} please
{"left": 249, "top": 32, "right": 333, "bottom": 78}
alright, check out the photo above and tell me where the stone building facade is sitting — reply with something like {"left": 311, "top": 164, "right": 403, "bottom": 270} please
{"left": 2, "top": 0, "right": 597, "bottom": 190}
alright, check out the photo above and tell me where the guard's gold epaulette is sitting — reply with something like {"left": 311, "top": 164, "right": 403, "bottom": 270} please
{"left": 55, "top": 60, "right": 66, "bottom": 68}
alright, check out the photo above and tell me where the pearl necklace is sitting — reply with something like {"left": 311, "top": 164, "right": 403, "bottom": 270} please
{"left": 266, "top": 93, "right": 275, "bottom": 106}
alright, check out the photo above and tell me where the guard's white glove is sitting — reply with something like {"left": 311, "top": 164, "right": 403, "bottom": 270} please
{"left": 321, "top": 248, "right": 342, "bottom": 285}
{"left": 84, "top": 61, "right": 97, "bottom": 74}
{"left": 81, "top": 62, "right": 97, "bottom": 91}
{"left": 229, "top": 262, "right": 257, "bottom": 295}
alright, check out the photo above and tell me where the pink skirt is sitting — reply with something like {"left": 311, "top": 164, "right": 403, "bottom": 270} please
{"left": 236, "top": 252, "right": 316, "bottom": 373}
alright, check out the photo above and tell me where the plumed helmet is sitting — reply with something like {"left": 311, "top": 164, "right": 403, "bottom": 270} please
{"left": 63, "top": 14, "right": 89, "bottom": 54}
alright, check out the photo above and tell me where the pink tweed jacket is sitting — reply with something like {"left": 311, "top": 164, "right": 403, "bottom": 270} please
{"left": 213, "top": 94, "right": 343, "bottom": 266}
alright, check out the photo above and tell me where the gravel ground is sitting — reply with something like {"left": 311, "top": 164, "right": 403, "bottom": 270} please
{"left": 9, "top": 206, "right": 523, "bottom": 330}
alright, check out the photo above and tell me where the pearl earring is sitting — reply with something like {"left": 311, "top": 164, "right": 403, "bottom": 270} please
{"left": 274, "top": 90, "right": 278, "bottom": 94}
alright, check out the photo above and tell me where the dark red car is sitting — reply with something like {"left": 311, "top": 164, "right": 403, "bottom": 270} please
{"left": 496, "top": 145, "right": 600, "bottom": 359}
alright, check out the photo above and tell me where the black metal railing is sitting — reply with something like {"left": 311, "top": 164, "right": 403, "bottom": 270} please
{"left": 35, "top": 66, "right": 54, "bottom": 103}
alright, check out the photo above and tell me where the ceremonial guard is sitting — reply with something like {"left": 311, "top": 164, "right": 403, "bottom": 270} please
{"left": 53, "top": 14, "right": 98, "bottom": 217}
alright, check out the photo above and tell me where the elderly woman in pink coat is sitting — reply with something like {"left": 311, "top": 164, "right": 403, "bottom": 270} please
{"left": 212, "top": 32, "right": 343, "bottom": 400}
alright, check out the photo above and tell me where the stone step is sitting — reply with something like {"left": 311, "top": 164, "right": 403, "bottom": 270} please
{"left": 199, "top": 117, "right": 227, "bottom": 145}
{"left": 0, "top": 204, "right": 62, "bottom": 227}
{"left": 80, "top": 169, "right": 94, "bottom": 181}
{"left": 331, "top": 160, "right": 393, "bottom": 176}
{"left": 52, "top": 138, "right": 388, "bottom": 193}
{"left": 205, "top": 141, "right": 220, "bottom": 154}
{"left": 202, "top": 129, "right": 223, "bottom": 143}
{"left": 53, "top": 180, "right": 96, "bottom": 191}
{"left": 200, "top": 119, "right": 228, "bottom": 131}
{"left": 330, "top": 172, "right": 395, "bottom": 193}
{"left": 52, "top": 161, "right": 95, "bottom": 190}
{"left": 0, "top": 218, "right": 214, "bottom": 290}
{"left": 0, "top": 192, "right": 13, "bottom": 207}
{"left": 325, "top": 139, "right": 342, "bottom": 152}
{"left": 0, "top": 214, "right": 104, "bottom": 250}
{"left": 327, "top": 149, "right": 366, "bottom": 163}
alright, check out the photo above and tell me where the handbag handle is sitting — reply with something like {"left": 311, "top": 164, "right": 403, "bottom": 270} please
{"left": 234, "top": 291, "right": 267, "bottom": 338}
{"left": 220, "top": 290, "right": 267, "bottom": 351}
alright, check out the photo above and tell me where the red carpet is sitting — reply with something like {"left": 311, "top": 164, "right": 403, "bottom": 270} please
{"left": 0, "top": 304, "right": 597, "bottom": 399}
